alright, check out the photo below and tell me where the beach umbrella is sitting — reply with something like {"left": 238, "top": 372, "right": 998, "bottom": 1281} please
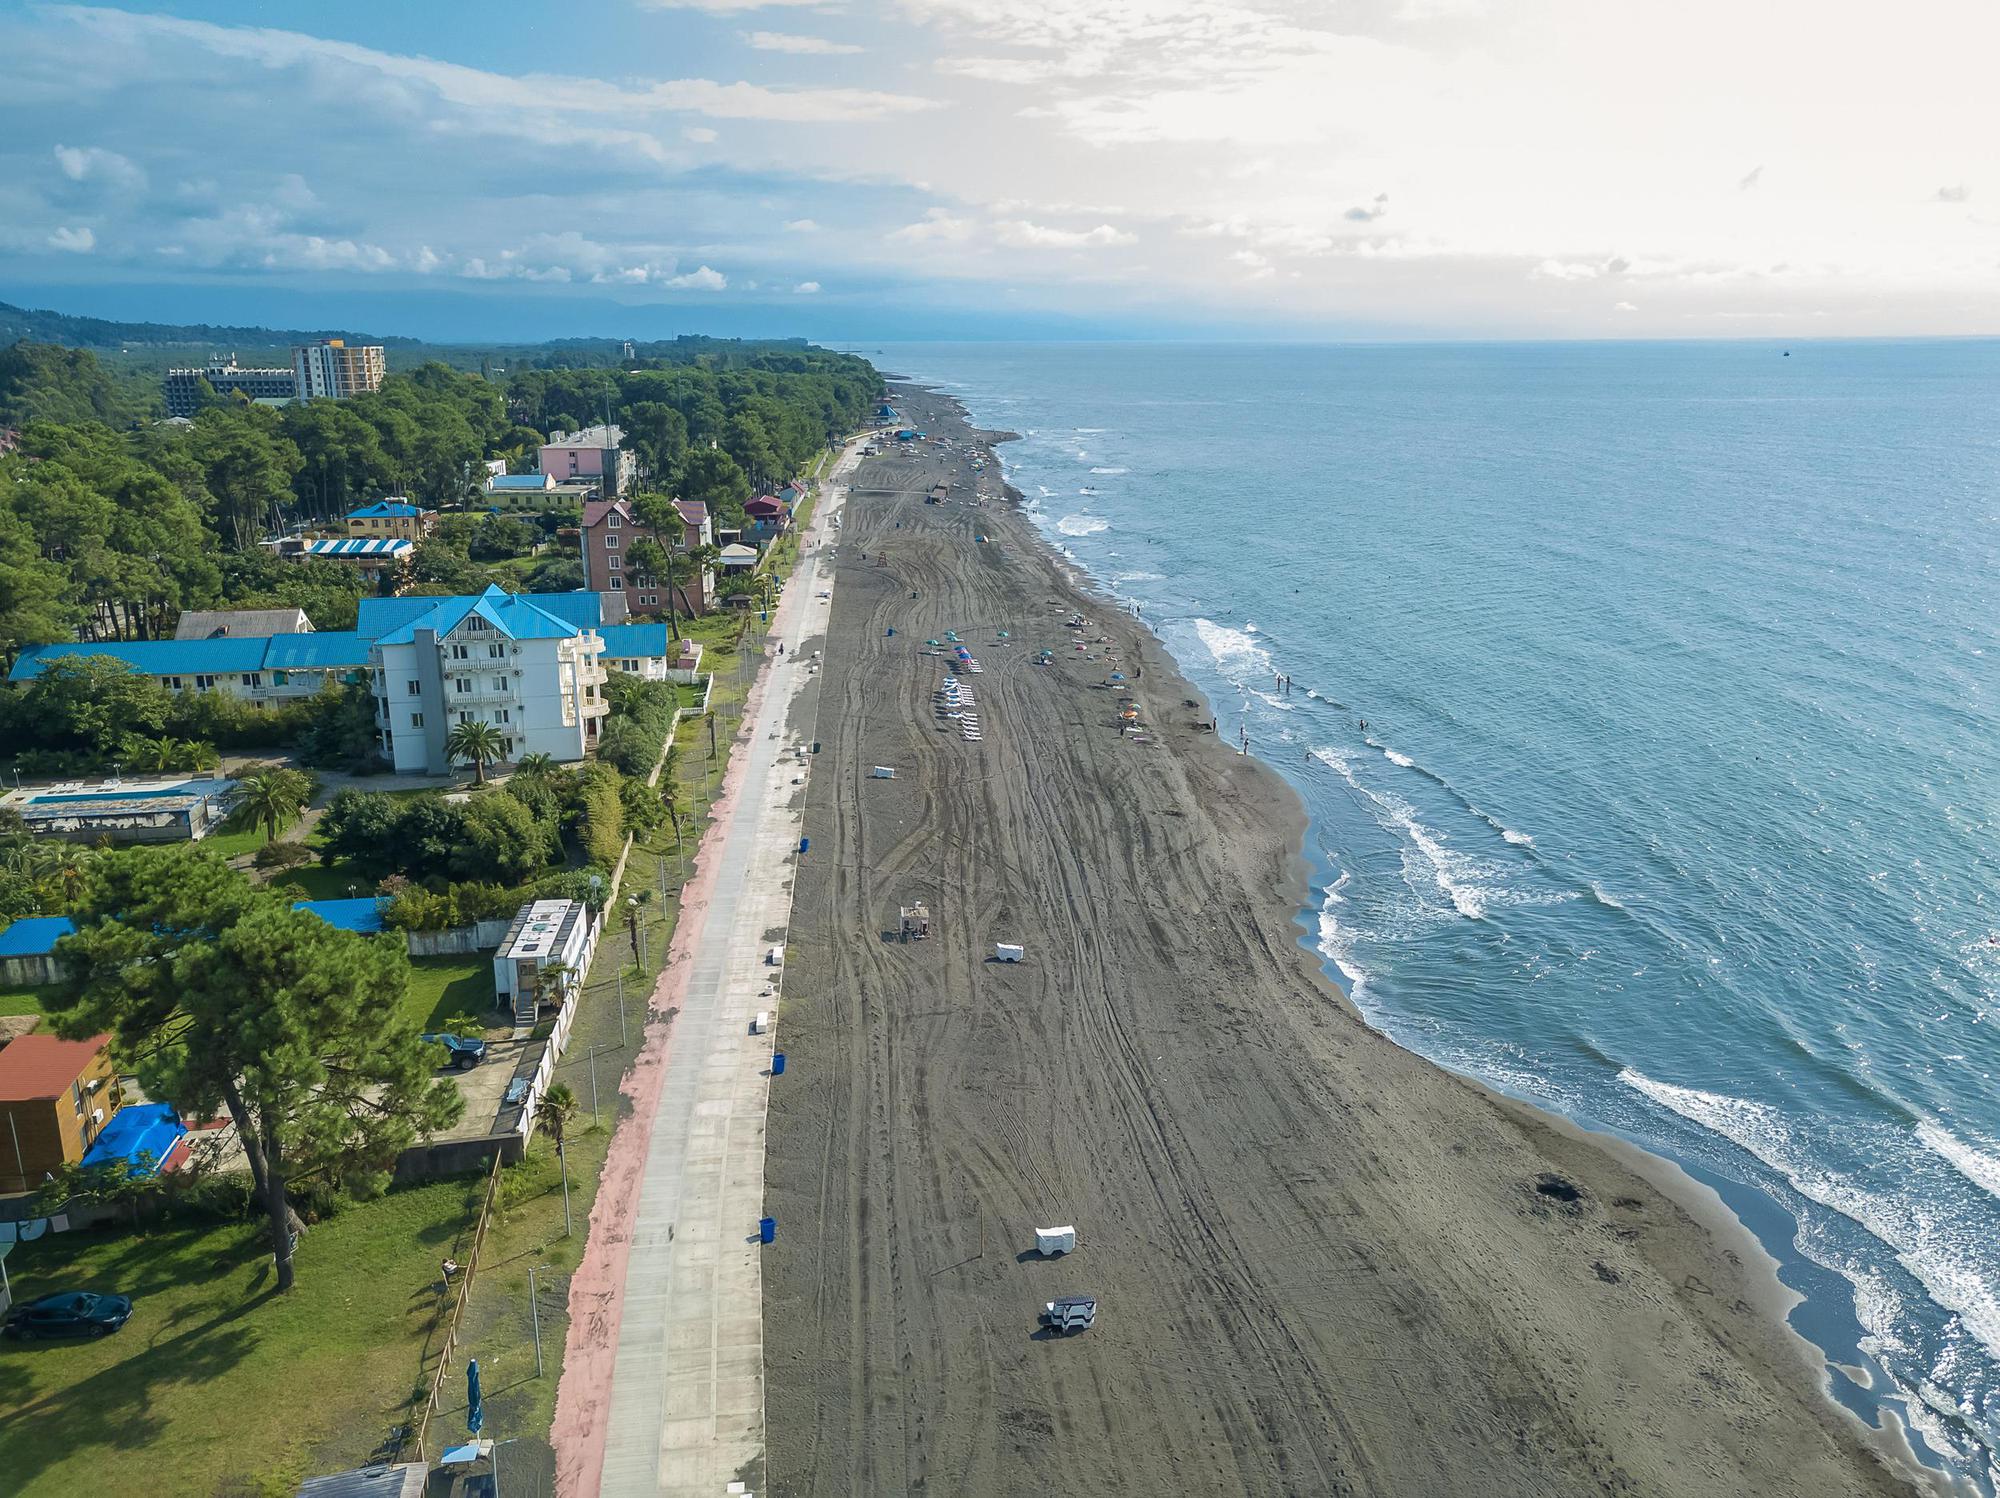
{"left": 1109, "top": 672, "right": 1125, "bottom": 681}
{"left": 466, "top": 1359, "right": 484, "bottom": 1436}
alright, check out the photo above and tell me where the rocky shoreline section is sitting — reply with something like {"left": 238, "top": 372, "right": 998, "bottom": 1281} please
{"left": 758, "top": 381, "right": 1939, "bottom": 1497}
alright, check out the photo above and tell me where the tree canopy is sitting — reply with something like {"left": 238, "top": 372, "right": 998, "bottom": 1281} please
{"left": 47, "top": 848, "right": 463, "bottom": 1290}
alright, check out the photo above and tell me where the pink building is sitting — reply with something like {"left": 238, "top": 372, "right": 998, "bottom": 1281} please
{"left": 538, "top": 424, "right": 634, "bottom": 496}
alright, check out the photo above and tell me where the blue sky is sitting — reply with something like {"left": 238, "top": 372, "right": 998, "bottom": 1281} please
{"left": 1, "top": 0, "right": 1994, "bottom": 342}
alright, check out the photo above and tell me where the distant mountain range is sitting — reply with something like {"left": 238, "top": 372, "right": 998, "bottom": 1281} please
{"left": 0, "top": 298, "right": 423, "bottom": 352}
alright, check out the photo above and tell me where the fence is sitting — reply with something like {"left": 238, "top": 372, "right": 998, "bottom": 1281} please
{"left": 403, "top": 919, "right": 511, "bottom": 958}
{"left": 407, "top": 1150, "right": 505, "bottom": 1464}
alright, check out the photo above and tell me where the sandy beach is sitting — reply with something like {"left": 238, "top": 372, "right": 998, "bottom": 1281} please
{"left": 758, "top": 383, "right": 1934, "bottom": 1497}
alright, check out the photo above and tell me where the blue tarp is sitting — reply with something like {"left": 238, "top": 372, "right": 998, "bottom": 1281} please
{"left": 0, "top": 916, "right": 76, "bottom": 957}
{"left": 81, "top": 1103, "right": 187, "bottom": 1177}
{"left": 292, "top": 897, "right": 387, "bottom": 934}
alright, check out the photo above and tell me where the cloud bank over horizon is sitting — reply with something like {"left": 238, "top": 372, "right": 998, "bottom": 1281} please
{"left": 0, "top": 0, "right": 1994, "bottom": 340}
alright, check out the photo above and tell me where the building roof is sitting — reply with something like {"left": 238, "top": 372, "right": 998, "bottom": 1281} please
{"left": 673, "top": 499, "right": 708, "bottom": 528}
{"left": 355, "top": 588, "right": 606, "bottom": 640}
{"left": 263, "top": 631, "right": 371, "bottom": 670}
{"left": 292, "top": 897, "right": 387, "bottom": 934}
{"left": 306, "top": 538, "right": 412, "bottom": 559}
{"left": 294, "top": 1462, "right": 429, "bottom": 1498}
{"left": 0, "top": 916, "right": 76, "bottom": 958}
{"left": 372, "top": 585, "right": 582, "bottom": 646}
{"left": 598, "top": 622, "right": 670, "bottom": 660}
{"left": 0, "top": 1032, "right": 109, "bottom": 1101}
{"left": 745, "top": 495, "right": 783, "bottom": 517}
{"left": 580, "top": 498, "right": 631, "bottom": 530}
{"left": 543, "top": 424, "right": 623, "bottom": 448}
{"left": 10, "top": 632, "right": 366, "bottom": 683}
{"left": 486, "top": 473, "right": 554, "bottom": 490}
{"left": 499, "top": 899, "right": 588, "bottom": 962}
{"left": 174, "top": 607, "right": 312, "bottom": 640}
{"left": 717, "top": 543, "right": 758, "bottom": 565}
{"left": 347, "top": 501, "right": 425, "bottom": 520}
{"left": 9, "top": 637, "right": 270, "bottom": 682}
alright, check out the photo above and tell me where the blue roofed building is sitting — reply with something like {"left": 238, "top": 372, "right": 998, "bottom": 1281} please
{"left": 8, "top": 586, "right": 667, "bottom": 775}
{"left": 344, "top": 498, "right": 435, "bottom": 542}
{"left": 0, "top": 915, "right": 77, "bottom": 986}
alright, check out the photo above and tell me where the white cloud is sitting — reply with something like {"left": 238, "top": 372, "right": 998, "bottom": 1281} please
{"left": 1935, "top": 185, "right": 1969, "bottom": 203}
{"left": 47, "top": 225, "right": 95, "bottom": 253}
{"left": 793, "top": 279, "right": 821, "bottom": 293}
{"left": 1615, "top": 300, "right": 1638, "bottom": 311}
{"left": 994, "top": 219, "right": 1134, "bottom": 249}
{"left": 783, "top": 218, "right": 820, "bottom": 232}
{"left": 53, "top": 143, "right": 144, "bottom": 188}
{"left": 891, "top": 208, "right": 976, "bottom": 242}
{"left": 683, "top": 126, "right": 719, "bottom": 143}
{"left": 664, "top": 264, "right": 727, "bottom": 289}
{"left": 1738, "top": 165, "right": 1764, "bottom": 191}
{"left": 746, "top": 31, "right": 861, "bottom": 54}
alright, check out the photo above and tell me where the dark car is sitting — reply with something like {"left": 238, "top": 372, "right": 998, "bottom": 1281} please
{"left": 422, "top": 1032, "right": 488, "bottom": 1070}
{"left": 4, "top": 1291, "right": 133, "bottom": 1340}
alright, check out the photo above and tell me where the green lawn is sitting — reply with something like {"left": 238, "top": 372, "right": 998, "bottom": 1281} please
{"left": 279, "top": 862, "right": 375, "bottom": 901}
{"left": 401, "top": 956, "right": 496, "bottom": 1034}
{"left": 0, "top": 985, "right": 52, "bottom": 1017}
{"left": 197, "top": 822, "right": 271, "bottom": 860}
{"left": 0, "top": 1173, "right": 488, "bottom": 1498}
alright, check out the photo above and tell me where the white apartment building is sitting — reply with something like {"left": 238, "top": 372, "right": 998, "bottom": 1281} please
{"left": 293, "top": 339, "right": 386, "bottom": 400}
{"left": 10, "top": 589, "right": 666, "bottom": 777}
{"left": 368, "top": 590, "right": 610, "bottom": 774}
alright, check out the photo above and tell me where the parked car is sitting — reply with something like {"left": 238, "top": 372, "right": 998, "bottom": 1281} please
{"left": 422, "top": 1032, "right": 488, "bottom": 1070}
{"left": 4, "top": 1291, "right": 133, "bottom": 1340}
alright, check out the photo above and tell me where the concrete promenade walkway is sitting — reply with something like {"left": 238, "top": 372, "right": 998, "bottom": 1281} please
{"left": 592, "top": 448, "right": 854, "bottom": 1497}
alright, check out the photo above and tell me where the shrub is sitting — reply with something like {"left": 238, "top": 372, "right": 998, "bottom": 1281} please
{"left": 576, "top": 764, "right": 625, "bottom": 866}
{"left": 253, "top": 840, "right": 314, "bottom": 872}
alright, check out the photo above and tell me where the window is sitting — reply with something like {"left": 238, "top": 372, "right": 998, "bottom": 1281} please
{"left": 241, "top": 673, "right": 261, "bottom": 688}
{"left": 455, "top": 677, "right": 470, "bottom": 694}
{"left": 502, "top": 739, "right": 515, "bottom": 757}
{"left": 607, "top": 512, "right": 622, "bottom": 528}
{"left": 451, "top": 644, "right": 469, "bottom": 660}
{"left": 496, "top": 708, "right": 510, "bottom": 723}
{"left": 162, "top": 676, "right": 182, "bottom": 690}
{"left": 384, "top": 730, "right": 394, "bottom": 751}
{"left": 604, "top": 534, "right": 620, "bottom": 549}
{"left": 492, "top": 676, "right": 507, "bottom": 691}
{"left": 609, "top": 577, "right": 623, "bottom": 589}
{"left": 407, "top": 680, "right": 420, "bottom": 696}
{"left": 608, "top": 555, "right": 621, "bottom": 572}
{"left": 411, "top": 713, "right": 424, "bottom": 728}
{"left": 488, "top": 643, "right": 506, "bottom": 659}
{"left": 459, "top": 710, "right": 473, "bottom": 725}
{"left": 194, "top": 674, "right": 217, "bottom": 691}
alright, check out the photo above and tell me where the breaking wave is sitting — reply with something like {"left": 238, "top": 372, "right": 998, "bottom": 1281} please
{"left": 1056, "top": 514, "right": 1110, "bottom": 537}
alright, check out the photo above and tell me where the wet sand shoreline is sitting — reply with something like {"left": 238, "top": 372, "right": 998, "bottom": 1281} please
{"left": 760, "top": 381, "right": 1935, "bottom": 1496}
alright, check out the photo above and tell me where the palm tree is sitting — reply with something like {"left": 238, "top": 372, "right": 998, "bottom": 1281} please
{"left": 515, "top": 751, "right": 558, "bottom": 782}
{"left": 445, "top": 720, "right": 506, "bottom": 784}
{"left": 531, "top": 961, "right": 575, "bottom": 1013}
{"left": 238, "top": 768, "right": 312, "bottom": 843}
{"left": 534, "top": 1081, "right": 580, "bottom": 1234}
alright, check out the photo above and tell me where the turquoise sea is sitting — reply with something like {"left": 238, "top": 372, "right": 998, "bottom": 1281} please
{"left": 870, "top": 340, "right": 2000, "bottom": 1487}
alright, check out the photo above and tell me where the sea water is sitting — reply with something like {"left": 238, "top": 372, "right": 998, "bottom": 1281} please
{"left": 871, "top": 339, "right": 2000, "bottom": 1486}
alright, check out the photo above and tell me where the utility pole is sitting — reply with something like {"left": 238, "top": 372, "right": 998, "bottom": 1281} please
{"left": 528, "top": 1266, "right": 544, "bottom": 1376}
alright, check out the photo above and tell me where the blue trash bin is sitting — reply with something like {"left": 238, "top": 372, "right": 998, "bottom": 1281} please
{"left": 772, "top": 1052, "right": 786, "bottom": 1076}
{"left": 799, "top": 836, "right": 810, "bottom": 854}
{"left": 759, "top": 1216, "right": 776, "bottom": 1244}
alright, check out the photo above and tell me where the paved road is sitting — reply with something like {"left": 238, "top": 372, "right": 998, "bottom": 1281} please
{"left": 595, "top": 445, "right": 855, "bottom": 1497}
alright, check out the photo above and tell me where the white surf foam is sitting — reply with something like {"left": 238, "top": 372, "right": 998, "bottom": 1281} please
{"left": 1590, "top": 882, "right": 1626, "bottom": 910}
{"left": 1193, "top": 618, "right": 1275, "bottom": 679}
{"left": 1383, "top": 747, "right": 1415, "bottom": 768}
{"left": 1918, "top": 1120, "right": 2000, "bottom": 1202}
{"left": 1316, "top": 871, "right": 1370, "bottom": 999}
{"left": 1502, "top": 828, "right": 1534, "bottom": 846}
{"left": 1089, "top": 466, "right": 1127, "bottom": 475}
{"left": 1621, "top": 1069, "right": 2000, "bottom": 1367}
{"left": 1056, "top": 514, "right": 1110, "bottom": 537}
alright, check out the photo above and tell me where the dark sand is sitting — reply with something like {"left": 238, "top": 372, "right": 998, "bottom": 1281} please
{"left": 762, "top": 384, "right": 1932, "bottom": 1497}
